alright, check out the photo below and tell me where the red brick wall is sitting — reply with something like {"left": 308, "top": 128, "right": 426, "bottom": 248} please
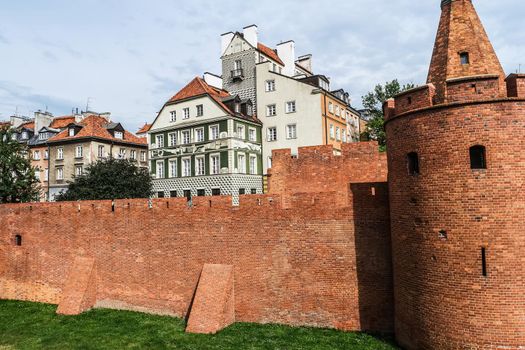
{"left": 0, "top": 146, "right": 393, "bottom": 333}
{"left": 446, "top": 76, "right": 501, "bottom": 103}
{"left": 386, "top": 100, "right": 525, "bottom": 349}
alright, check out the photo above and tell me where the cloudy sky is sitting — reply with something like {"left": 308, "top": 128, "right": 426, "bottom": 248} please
{"left": 0, "top": 0, "right": 524, "bottom": 131}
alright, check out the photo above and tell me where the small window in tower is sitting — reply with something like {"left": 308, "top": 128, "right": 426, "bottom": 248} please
{"left": 460, "top": 52, "right": 470, "bottom": 65}
{"left": 407, "top": 152, "right": 420, "bottom": 176}
{"left": 407, "top": 97, "right": 412, "bottom": 105}
{"left": 15, "top": 235, "right": 22, "bottom": 246}
{"left": 469, "top": 145, "right": 486, "bottom": 169}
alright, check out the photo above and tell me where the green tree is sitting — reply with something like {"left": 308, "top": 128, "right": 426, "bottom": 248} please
{"left": 0, "top": 127, "right": 40, "bottom": 203}
{"left": 361, "top": 79, "right": 416, "bottom": 151}
{"left": 56, "top": 158, "right": 153, "bottom": 201}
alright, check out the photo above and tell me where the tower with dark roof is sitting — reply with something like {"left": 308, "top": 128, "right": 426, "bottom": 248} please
{"left": 384, "top": 0, "right": 525, "bottom": 348}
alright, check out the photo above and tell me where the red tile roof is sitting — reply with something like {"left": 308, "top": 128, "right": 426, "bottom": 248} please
{"left": 137, "top": 123, "right": 152, "bottom": 134}
{"left": 257, "top": 43, "right": 284, "bottom": 66}
{"left": 19, "top": 121, "right": 35, "bottom": 130}
{"left": 50, "top": 116, "right": 76, "bottom": 129}
{"left": 48, "top": 114, "right": 147, "bottom": 146}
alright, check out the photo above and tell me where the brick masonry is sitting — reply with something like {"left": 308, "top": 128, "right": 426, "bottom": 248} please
{"left": 0, "top": 142, "right": 393, "bottom": 334}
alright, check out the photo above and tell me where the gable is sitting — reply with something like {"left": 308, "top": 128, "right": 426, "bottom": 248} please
{"left": 222, "top": 34, "right": 255, "bottom": 56}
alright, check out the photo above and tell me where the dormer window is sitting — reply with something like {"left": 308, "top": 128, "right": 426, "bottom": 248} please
{"left": 69, "top": 128, "right": 75, "bottom": 137}
{"left": 247, "top": 104, "right": 253, "bottom": 116}
{"left": 21, "top": 131, "right": 28, "bottom": 139}
{"left": 114, "top": 131, "right": 123, "bottom": 139}
{"left": 235, "top": 103, "right": 241, "bottom": 113}
{"left": 460, "top": 52, "right": 470, "bottom": 65}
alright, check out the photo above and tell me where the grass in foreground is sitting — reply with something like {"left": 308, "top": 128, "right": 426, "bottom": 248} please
{"left": 0, "top": 300, "right": 398, "bottom": 350}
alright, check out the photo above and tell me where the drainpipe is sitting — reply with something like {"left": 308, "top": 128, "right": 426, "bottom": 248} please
{"left": 323, "top": 92, "right": 329, "bottom": 145}
{"left": 47, "top": 144, "right": 50, "bottom": 201}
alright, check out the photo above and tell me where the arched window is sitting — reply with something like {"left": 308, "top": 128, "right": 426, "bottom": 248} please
{"left": 470, "top": 145, "right": 486, "bottom": 169}
{"left": 407, "top": 152, "right": 420, "bottom": 175}
{"left": 15, "top": 235, "right": 22, "bottom": 246}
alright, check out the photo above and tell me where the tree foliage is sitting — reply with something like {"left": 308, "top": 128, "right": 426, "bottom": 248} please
{"left": 361, "top": 79, "right": 416, "bottom": 150}
{"left": 0, "top": 127, "right": 41, "bottom": 203}
{"left": 56, "top": 158, "right": 153, "bottom": 202}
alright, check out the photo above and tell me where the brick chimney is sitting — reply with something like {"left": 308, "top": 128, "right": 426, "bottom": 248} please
{"left": 427, "top": 0, "right": 506, "bottom": 102}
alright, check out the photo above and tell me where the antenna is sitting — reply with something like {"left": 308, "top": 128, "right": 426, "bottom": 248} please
{"left": 85, "top": 97, "right": 93, "bottom": 112}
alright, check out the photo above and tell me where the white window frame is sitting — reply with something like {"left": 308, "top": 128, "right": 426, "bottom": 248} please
{"left": 57, "top": 148, "right": 63, "bottom": 160}
{"left": 183, "top": 108, "right": 190, "bottom": 119}
{"left": 210, "top": 153, "right": 220, "bottom": 175}
{"left": 75, "top": 145, "right": 83, "bottom": 158}
{"left": 33, "top": 151, "right": 40, "bottom": 160}
{"left": 156, "top": 134, "right": 164, "bottom": 148}
{"left": 68, "top": 128, "right": 75, "bottom": 137}
{"left": 285, "top": 101, "right": 296, "bottom": 114}
{"left": 119, "top": 148, "right": 126, "bottom": 158}
{"left": 336, "top": 127, "right": 341, "bottom": 141}
{"left": 330, "top": 124, "right": 335, "bottom": 139}
{"left": 75, "top": 165, "right": 83, "bottom": 176}
{"left": 98, "top": 145, "right": 105, "bottom": 158}
{"left": 130, "top": 150, "right": 137, "bottom": 160}
{"left": 196, "top": 104, "right": 203, "bottom": 117}
{"left": 266, "top": 104, "right": 276, "bottom": 117}
{"left": 170, "top": 111, "right": 177, "bottom": 122}
{"left": 182, "top": 130, "right": 191, "bottom": 144}
{"left": 182, "top": 157, "right": 191, "bottom": 177}
{"left": 286, "top": 124, "right": 297, "bottom": 139}
{"left": 265, "top": 80, "right": 275, "bottom": 92}
{"left": 44, "top": 168, "right": 49, "bottom": 181}
{"left": 335, "top": 105, "right": 341, "bottom": 117}
{"left": 234, "top": 59, "right": 242, "bottom": 70}
{"left": 140, "top": 151, "right": 146, "bottom": 162}
{"left": 329, "top": 102, "right": 334, "bottom": 114}
{"left": 195, "top": 128, "right": 204, "bottom": 142}
{"left": 156, "top": 160, "right": 165, "bottom": 179}
{"left": 114, "top": 131, "right": 123, "bottom": 139}
{"left": 169, "top": 132, "right": 177, "bottom": 146}
{"left": 248, "top": 127, "right": 256, "bottom": 142}
{"left": 237, "top": 124, "right": 245, "bottom": 139}
{"left": 44, "top": 150, "right": 49, "bottom": 159}
{"left": 169, "top": 159, "right": 178, "bottom": 178}
{"left": 56, "top": 167, "right": 64, "bottom": 180}
{"left": 249, "top": 154, "right": 257, "bottom": 175}
{"left": 209, "top": 125, "right": 219, "bottom": 140}
{"left": 237, "top": 153, "right": 246, "bottom": 174}
{"left": 267, "top": 127, "right": 277, "bottom": 142}
{"left": 195, "top": 156, "right": 205, "bottom": 176}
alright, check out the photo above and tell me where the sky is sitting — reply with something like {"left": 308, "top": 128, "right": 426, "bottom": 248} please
{"left": 0, "top": 0, "right": 524, "bottom": 131}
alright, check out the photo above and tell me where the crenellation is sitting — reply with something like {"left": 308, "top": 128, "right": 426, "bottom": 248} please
{"left": 505, "top": 74, "right": 525, "bottom": 98}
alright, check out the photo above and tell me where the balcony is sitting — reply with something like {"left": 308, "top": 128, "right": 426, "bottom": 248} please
{"left": 231, "top": 69, "right": 244, "bottom": 81}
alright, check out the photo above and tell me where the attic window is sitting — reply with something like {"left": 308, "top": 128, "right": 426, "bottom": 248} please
{"left": 114, "top": 131, "right": 123, "bottom": 140}
{"left": 235, "top": 103, "right": 241, "bottom": 113}
{"left": 460, "top": 52, "right": 470, "bottom": 65}
{"left": 68, "top": 128, "right": 75, "bottom": 137}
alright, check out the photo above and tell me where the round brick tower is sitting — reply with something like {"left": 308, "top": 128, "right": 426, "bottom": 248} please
{"left": 384, "top": 1, "right": 525, "bottom": 349}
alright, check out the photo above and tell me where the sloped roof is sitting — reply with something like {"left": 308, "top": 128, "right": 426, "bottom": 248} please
{"left": 50, "top": 116, "right": 76, "bottom": 129}
{"left": 137, "top": 123, "right": 152, "bottom": 134}
{"left": 257, "top": 43, "right": 284, "bottom": 66}
{"left": 48, "top": 114, "right": 147, "bottom": 146}
{"left": 18, "top": 121, "right": 35, "bottom": 130}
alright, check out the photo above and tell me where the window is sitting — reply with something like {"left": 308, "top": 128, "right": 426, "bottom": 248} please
{"left": 237, "top": 125, "right": 245, "bottom": 139}
{"left": 170, "top": 190, "right": 177, "bottom": 198}
{"left": 285, "top": 101, "right": 296, "bottom": 113}
{"left": 158, "top": 191, "right": 165, "bottom": 198}
{"left": 39, "top": 132, "right": 47, "bottom": 140}
{"left": 170, "top": 111, "right": 177, "bottom": 122}
{"left": 249, "top": 128, "right": 256, "bottom": 142}
{"left": 130, "top": 150, "right": 136, "bottom": 160}
{"left": 140, "top": 151, "right": 146, "bottom": 162}
{"left": 267, "top": 156, "right": 272, "bottom": 169}
{"left": 169, "top": 160, "right": 178, "bottom": 178}
{"left": 460, "top": 52, "right": 470, "bottom": 65}
{"left": 44, "top": 150, "right": 49, "bottom": 159}
{"left": 251, "top": 189, "right": 257, "bottom": 194}
{"left": 249, "top": 155, "right": 257, "bottom": 175}
{"left": 328, "top": 102, "right": 334, "bottom": 114}
{"left": 75, "top": 166, "right": 83, "bottom": 176}
{"left": 182, "top": 130, "right": 191, "bottom": 144}
{"left": 210, "top": 125, "right": 219, "bottom": 140}
{"left": 212, "top": 188, "right": 221, "bottom": 196}
{"left": 119, "top": 148, "right": 126, "bottom": 158}
{"left": 234, "top": 103, "right": 241, "bottom": 113}
{"left": 330, "top": 125, "right": 335, "bottom": 139}
{"left": 266, "top": 104, "right": 277, "bottom": 117}
{"left": 272, "top": 63, "right": 277, "bottom": 72}
{"left": 114, "top": 131, "right": 123, "bottom": 139}
{"left": 234, "top": 60, "right": 242, "bottom": 70}
{"left": 156, "top": 161, "right": 165, "bottom": 179}
{"left": 239, "top": 188, "right": 246, "bottom": 195}
{"left": 75, "top": 146, "right": 83, "bottom": 158}
{"left": 470, "top": 145, "right": 486, "bottom": 169}
{"left": 342, "top": 131, "right": 347, "bottom": 143}
{"left": 481, "top": 247, "right": 487, "bottom": 277}
{"left": 407, "top": 152, "right": 420, "bottom": 175}
{"left": 238, "top": 153, "right": 246, "bottom": 173}
{"left": 98, "top": 145, "right": 105, "bottom": 158}
{"left": 15, "top": 235, "right": 22, "bottom": 246}
{"left": 210, "top": 154, "right": 220, "bottom": 175}
{"left": 35, "top": 169, "right": 40, "bottom": 181}
{"left": 267, "top": 127, "right": 277, "bottom": 141}
{"left": 197, "top": 189, "right": 205, "bottom": 196}
{"left": 57, "top": 148, "right": 64, "bottom": 160}
{"left": 33, "top": 151, "right": 40, "bottom": 160}
{"left": 11, "top": 134, "right": 17, "bottom": 141}
{"left": 44, "top": 168, "right": 49, "bottom": 181}
{"left": 69, "top": 128, "right": 75, "bottom": 137}
{"left": 286, "top": 124, "right": 297, "bottom": 139}
{"left": 265, "top": 80, "right": 275, "bottom": 92}
{"left": 194, "top": 128, "right": 204, "bottom": 142}
{"left": 182, "top": 158, "right": 191, "bottom": 177}
{"left": 336, "top": 127, "right": 341, "bottom": 141}
{"left": 156, "top": 134, "right": 164, "bottom": 148}
{"left": 169, "top": 132, "right": 177, "bottom": 146}
{"left": 196, "top": 157, "right": 205, "bottom": 176}
{"left": 56, "top": 167, "right": 64, "bottom": 180}
{"left": 183, "top": 108, "right": 190, "bottom": 119}
{"left": 196, "top": 104, "right": 203, "bottom": 117}
{"left": 335, "top": 105, "right": 341, "bottom": 117}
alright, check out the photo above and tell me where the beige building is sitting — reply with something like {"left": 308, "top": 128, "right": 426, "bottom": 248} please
{"left": 47, "top": 114, "right": 148, "bottom": 200}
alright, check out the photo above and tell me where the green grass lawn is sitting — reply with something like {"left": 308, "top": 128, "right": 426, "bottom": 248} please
{"left": 0, "top": 300, "right": 398, "bottom": 350}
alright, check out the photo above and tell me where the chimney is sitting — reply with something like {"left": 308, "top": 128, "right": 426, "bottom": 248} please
{"left": 34, "top": 110, "right": 53, "bottom": 133}
{"left": 221, "top": 31, "right": 234, "bottom": 56}
{"left": 203, "top": 72, "right": 223, "bottom": 90}
{"left": 276, "top": 40, "right": 295, "bottom": 76}
{"left": 296, "top": 54, "right": 313, "bottom": 74}
{"left": 243, "top": 25, "right": 258, "bottom": 48}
